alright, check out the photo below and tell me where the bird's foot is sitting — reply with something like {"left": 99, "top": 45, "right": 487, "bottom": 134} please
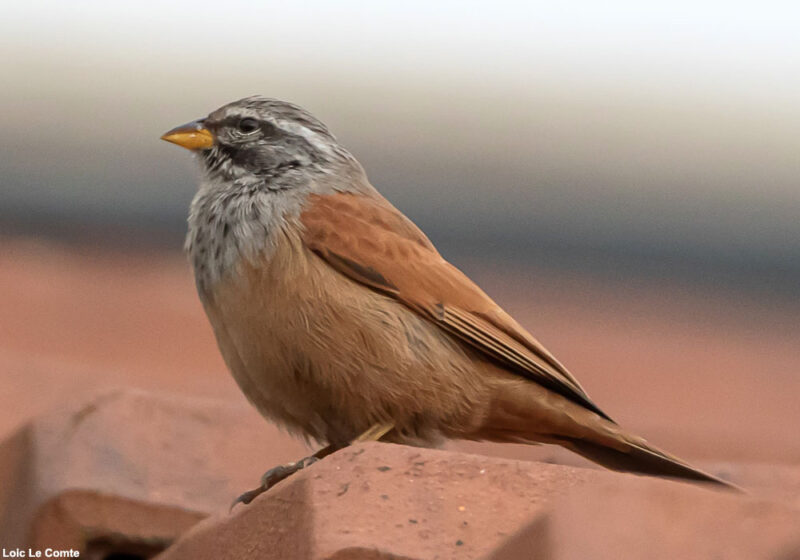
{"left": 230, "top": 423, "right": 395, "bottom": 510}
{"left": 231, "top": 455, "right": 319, "bottom": 510}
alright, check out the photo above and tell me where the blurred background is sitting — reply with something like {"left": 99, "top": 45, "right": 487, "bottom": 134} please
{"left": 1, "top": 2, "right": 798, "bottom": 469}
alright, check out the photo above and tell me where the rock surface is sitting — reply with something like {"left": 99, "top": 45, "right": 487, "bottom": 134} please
{"left": 490, "top": 475, "right": 800, "bottom": 560}
{"left": 159, "top": 443, "right": 800, "bottom": 560}
{"left": 157, "top": 442, "right": 602, "bottom": 560}
{"left": 1, "top": 387, "right": 798, "bottom": 559}
{"left": 0, "top": 388, "right": 307, "bottom": 554}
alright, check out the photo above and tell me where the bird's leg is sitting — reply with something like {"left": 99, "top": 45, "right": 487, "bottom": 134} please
{"left": 231, "top": 422, "right": 395, "bottom": 509}
{"left": 231, "top": 443, "right": 340, "bottom": 509}
{"left": 353, "top": 421, "right": 395, "bottom": 443}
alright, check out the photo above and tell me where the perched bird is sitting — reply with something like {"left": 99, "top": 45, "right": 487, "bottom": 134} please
{"left": 161, "top": 96, "right": 732, "bottom": 504}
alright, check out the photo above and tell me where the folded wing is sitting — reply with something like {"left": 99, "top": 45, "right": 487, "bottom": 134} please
{"left": 300, "top": 192, "right": 613, "bottom": 422}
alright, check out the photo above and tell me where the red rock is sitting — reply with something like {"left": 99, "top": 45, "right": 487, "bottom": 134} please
{"left": 28, "top": 490, "right": 204, "bottom": 556}
{"left": 489, "top": 474, "right": 800, "bottom": 560}
{"left": 0, "top": 388, "right": 308, "bottom": 554}
{"left": 158, "top": 442, "right": 601, "bottom": 560}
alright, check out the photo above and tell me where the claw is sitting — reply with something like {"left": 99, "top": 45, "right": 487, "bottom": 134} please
{"left": 230, "top": 458, "right": 319, "bottom": 511}
{"left": 230, "top": 487, "right": 263, "bottom": 511}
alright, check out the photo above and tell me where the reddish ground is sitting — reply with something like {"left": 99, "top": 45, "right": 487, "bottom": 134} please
{"left": 1, "top": 236, "right": 798, "bottom": 471}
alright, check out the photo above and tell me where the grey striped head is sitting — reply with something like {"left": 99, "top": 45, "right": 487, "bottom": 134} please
{"left": 197, "top": 96, "right": 353, "bottom": 186}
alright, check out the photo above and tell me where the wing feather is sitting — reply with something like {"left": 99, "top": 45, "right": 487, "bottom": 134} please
{"left": 301, "top": 192, "right": 613, "bottom": 422}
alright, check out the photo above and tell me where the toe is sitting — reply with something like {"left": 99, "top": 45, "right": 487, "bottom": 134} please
{"left": 260, "top": 463, "right": 299, "bottom": 487}
{"left": 230, "top": 487, "right": 264, "bottom": 511}
{"left": 233, "top": 456, "right": 322, "bottom": 510}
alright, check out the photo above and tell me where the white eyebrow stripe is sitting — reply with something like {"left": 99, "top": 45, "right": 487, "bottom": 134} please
{"left": 218, "top": 104, "right": 337, "bottom": 158}
{"left": 278, "top": 120, "right": 336, "bottom": 156}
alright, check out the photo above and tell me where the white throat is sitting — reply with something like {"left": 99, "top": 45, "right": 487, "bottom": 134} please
{"left": 186, "top": 176, "right": 306, "bottom": 296}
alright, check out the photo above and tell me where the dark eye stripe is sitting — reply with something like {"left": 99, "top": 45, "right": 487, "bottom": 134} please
{"left": 210, "top": 115, "right": 281, "bottom": 137}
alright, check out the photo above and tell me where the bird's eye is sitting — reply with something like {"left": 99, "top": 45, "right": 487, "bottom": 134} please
{"left": 238, "top": 117, "right": 259, "bottom": 133}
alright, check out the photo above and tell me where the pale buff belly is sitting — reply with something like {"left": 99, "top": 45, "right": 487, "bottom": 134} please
{"left": 198, "top": 235, "right": 490, "bottom": 445}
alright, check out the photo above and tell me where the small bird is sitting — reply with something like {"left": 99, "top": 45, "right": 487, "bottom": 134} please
{"left": 161, "top": 96, "right": 732, "bottom": 504}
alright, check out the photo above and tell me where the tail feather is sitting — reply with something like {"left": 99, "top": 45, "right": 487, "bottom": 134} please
{"left": 482, "top": 375, "right": 740, "bottom": 490}
{"left": 561, "top": 434, "right": 737, "bottom": 489}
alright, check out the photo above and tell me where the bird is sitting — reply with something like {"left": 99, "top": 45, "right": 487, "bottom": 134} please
{"left": 161, "top": 96, "right": 734, "bottom": 505}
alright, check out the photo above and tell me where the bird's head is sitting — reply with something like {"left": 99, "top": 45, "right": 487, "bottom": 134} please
{"left": 161, "top": 96, "right": 357, "bottom": 189}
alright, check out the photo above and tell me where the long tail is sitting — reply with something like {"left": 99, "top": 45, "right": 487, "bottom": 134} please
{"left": 481, "top": 377, "right": 739, "bottom": 490}
{"left": 559, "top": 432, "right": 735, "bottom": 488}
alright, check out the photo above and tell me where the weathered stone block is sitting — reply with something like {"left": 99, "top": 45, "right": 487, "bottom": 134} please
{"left": 158, "top": 442, "right": 600, "bottom": 560}
{"left": 0, "top": 388, "right": 308, "bottom": 556}
{"left": 489, "top": 474, "right": 800, "bottom": 560}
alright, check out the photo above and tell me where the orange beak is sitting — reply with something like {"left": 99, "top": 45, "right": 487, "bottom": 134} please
{"left": 160, "top": 120, "right": 214, "bottom": 150}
